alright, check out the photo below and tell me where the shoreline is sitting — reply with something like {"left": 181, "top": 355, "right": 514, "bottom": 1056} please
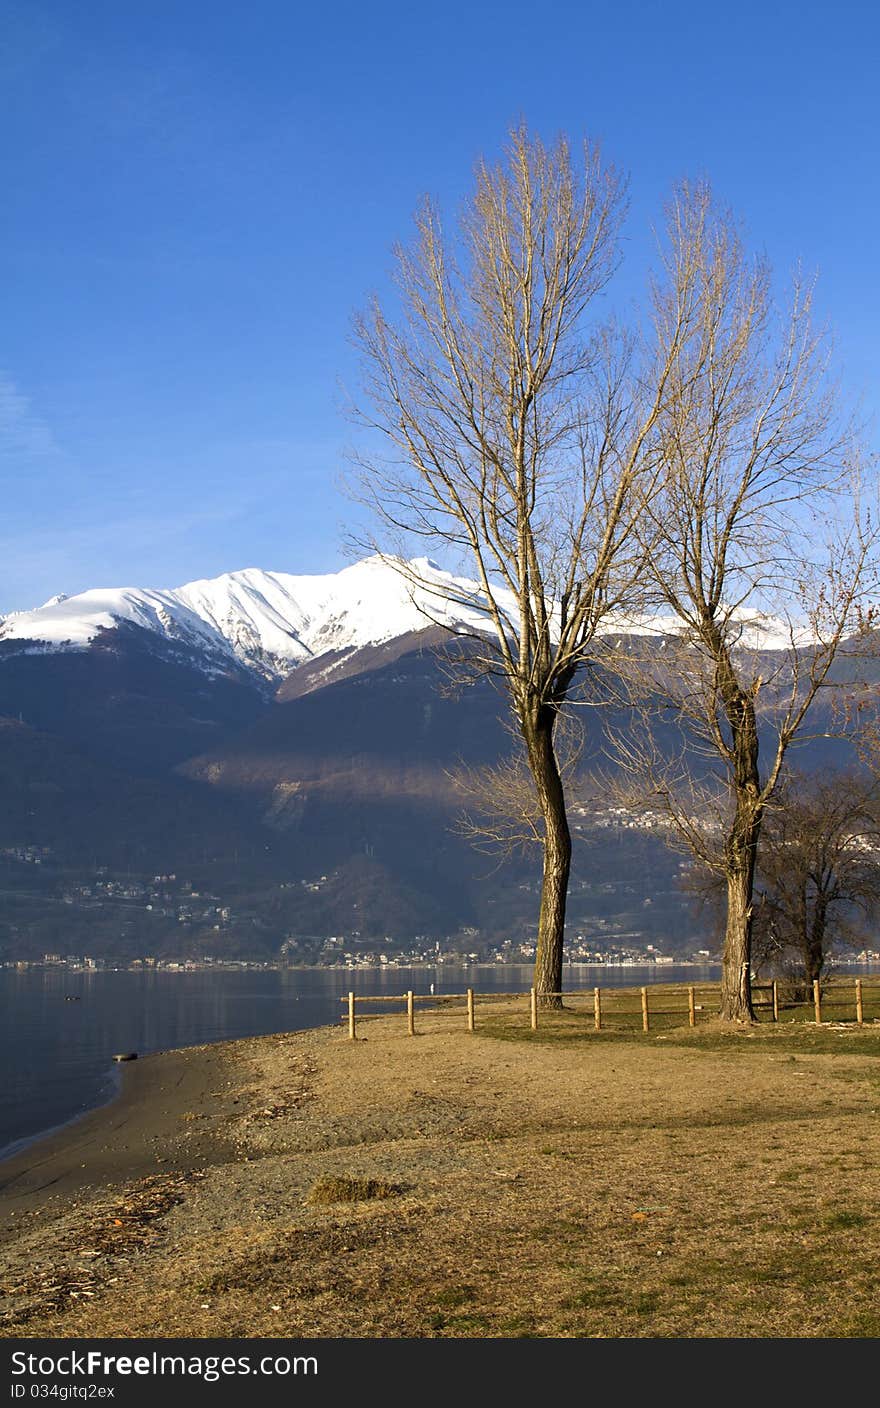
{"left": 2, "top": 1008, "right": 880, "bottom": 1337}
{"left": 0, "top": 955, "right": 872, "bottom": 1175}
{"left": 0, "top": 1065, "right": 122, "bottom": 1169}
{"left": 0, "top": 1036, "right": 251, "bottom": 1216}
{"left": 0, "top": 962, "right": 729, "bottom": 1165}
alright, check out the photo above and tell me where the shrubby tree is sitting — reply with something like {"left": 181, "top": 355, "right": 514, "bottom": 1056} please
{"left": 751, "top": 770, "right": 880, "bottom": 995}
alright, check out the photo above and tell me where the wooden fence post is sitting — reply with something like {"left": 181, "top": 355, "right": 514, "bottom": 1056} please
{"left": 407, "top": 990, "right": 415, "bottom": 1036}
{"left": 348, "top": 991, "right": 356, "bottom": 1041}
{"left": 641, "top": 987, "right": 649, "bottom": 1033}
{"left": 467, "top": 987, "right": 475, "bottom": 1032}
{"left": 856, "top": 978, "right": 864, "bottom": 1027}
{"left": 688, "top": 986, "right": 696, "bottom": 1028}
{"left": 530, "top": 988, "right": 538, "bottom": 1031}
{"left": 813, "top": 979, "right": 822, "bottom": 1026}
{"left": 594, "top": 986, "right": 602, "bottom": 1032}
{"left": 772, "top": 979, "right": 779, "bottom": 1023}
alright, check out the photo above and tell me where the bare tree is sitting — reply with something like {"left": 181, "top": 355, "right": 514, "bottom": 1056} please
{"left": 677, "top": 769, "right": 880, "bottom": 996}
{"left": 350, "top": 126, "right": 689, "bottom": 1001}
{"left": 751, "top": 770, "right": 880, "bottom": 995}
{"left": 607, "top": 182, "right": 878, "bottom": 1020}
{"left": 450, "top": 711, "right": 589, "bottom": 859}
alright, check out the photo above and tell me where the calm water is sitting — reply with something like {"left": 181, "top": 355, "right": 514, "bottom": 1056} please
{"left": 0, "top": 960, "right": 716, "bottom": 1158}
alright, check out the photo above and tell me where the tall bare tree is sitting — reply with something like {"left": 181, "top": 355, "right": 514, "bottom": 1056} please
{"left": 350, "top": 126, "right": 690, "bottom": 1001}
{"left": 608, "top": 182, "right": 878, "bottom": 1020}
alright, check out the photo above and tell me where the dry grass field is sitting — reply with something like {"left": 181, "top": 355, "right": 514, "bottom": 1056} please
{"left": 2, "top": 986, "right": 880, "bottom": 1339}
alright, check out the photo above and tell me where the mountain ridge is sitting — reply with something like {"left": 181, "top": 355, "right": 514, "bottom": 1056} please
{"left": 0, "top": 555, "right": 869, "bottom": 963}
{"left": 0, "top": 554, "right": 814, "bottom": 690}
{"left": 0, "top": 557, "right": 500, "bottom": 683}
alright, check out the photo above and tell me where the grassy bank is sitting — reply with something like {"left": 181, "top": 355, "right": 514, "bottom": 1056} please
{"left": 2, "top": 991, "right": 880, "bottom": 1338}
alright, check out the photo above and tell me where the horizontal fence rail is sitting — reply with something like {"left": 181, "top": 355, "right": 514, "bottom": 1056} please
{"left": 340, "top": 977, "right": 880, "bottom": 1040}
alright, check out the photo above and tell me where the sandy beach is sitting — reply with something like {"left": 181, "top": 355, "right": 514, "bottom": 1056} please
{"left": 0, "top": 1043, "right": 242, "bottom": 1212}
{"left": 2, "top": 1004, "right": 880, "bottom": 1339}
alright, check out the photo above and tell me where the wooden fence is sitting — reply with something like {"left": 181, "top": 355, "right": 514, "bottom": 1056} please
{"left": 340, "top": 976, "right": 880, "bottom": 1040}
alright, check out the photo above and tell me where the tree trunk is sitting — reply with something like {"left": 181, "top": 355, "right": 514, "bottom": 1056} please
{"left": 789, "top": 881, "right": 811, "bottom": 1003}
{"left": 523, "top": 705, "right": 571, "bottom": 1007}
{"left": 714, "top": 642, "right": 762, "bottom": 1022}
{"left": 720, "top": 851, "right": 757, "bottom": 1020}
{"left": 804, "top": 893, "right": 828, "bottom": 989}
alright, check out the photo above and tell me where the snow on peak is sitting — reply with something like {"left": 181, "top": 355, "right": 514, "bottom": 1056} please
{"left": 0, "top": 558, "right": 502, "bottom": 679}
{"left": 0, "top": 555, "right": 810, "bottom": 678}
{"left": 0, "top": 585, "right": 229, "bottom": 655}
{"left": 174, "top": 557, "right": 503, "bottom": 670}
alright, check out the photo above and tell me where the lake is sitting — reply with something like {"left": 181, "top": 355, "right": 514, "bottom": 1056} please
{"left": 0, "top": 959, "right": 721, "bottom": 1157}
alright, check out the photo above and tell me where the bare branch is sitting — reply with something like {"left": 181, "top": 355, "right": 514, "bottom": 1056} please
{"left": 606, "top": 181, "right": 880, "bottom": 1020}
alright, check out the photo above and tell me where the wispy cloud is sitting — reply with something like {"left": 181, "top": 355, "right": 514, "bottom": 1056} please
{"left": 0, "top": 501, "right": 249, "bottom": 614}
{"left": 0, "top": 372, "right": 62, "bottom": 461}
{"left": 0, "top": 422, "right": 350, "bottom": 612}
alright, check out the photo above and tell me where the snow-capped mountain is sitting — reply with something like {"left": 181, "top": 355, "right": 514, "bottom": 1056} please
{"left": 0, "top": 552, "right": 811, "bottom": 688}
{"left": 0, "top": 556, "right": 859, "bottom": 966}
{"left": 0, "top": 557, "right": 501, "bottom": 681}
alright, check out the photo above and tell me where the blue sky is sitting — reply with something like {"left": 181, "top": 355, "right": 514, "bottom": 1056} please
{"left": 2, "top": 0, "right": 878, "bottom": 613}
